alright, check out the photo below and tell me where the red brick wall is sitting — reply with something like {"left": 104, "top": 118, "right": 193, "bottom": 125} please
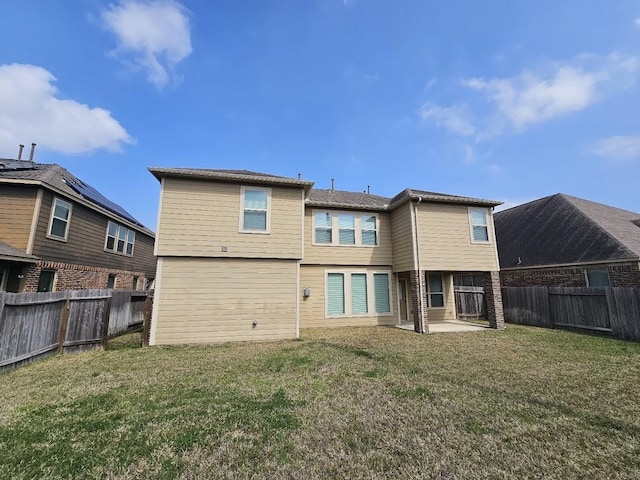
{"left": 21, "top": 261, "right": 149, "bottom": 292}
{"left": 501, "top": 263, "right": 640, "bottom": 288}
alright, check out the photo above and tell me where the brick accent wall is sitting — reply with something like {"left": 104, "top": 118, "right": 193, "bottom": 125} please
{"left": 501, "top": 263, "right": 640, "bottom": 288}
{"left": 500, "top": 268, "right": 586, "bottom": 287}
{"left": 608, "top": 263, "right": 640, "bottom": 287}
{"left": 22, "top": 260, "right": 148, "bottom": 292}
{"left": 409, "top": 270, "right": 428, "bottom": 333}
{"left": 483, "top": 271, "right": 505, "bottom": 329}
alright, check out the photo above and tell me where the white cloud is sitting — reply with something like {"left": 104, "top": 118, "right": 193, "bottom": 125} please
{"left": 0, "top": 64, "right": 132, "bottom": 156}
{"left": 635, "top": 17, "right": 640, "bottom": 28}
{"left": 588, "top": 135, "right": 640, "bottom": 160}
{"left": 419, "top": 103, "right": 475, "bottom": 136}
{"left": 485, "top": 163, "right": 503, "bottom": 173}
{"left": 102, "top": 0, "right": 192, "bottom": 88}
{"left": 464, "top": 66, "right": 597, "bottom": 130}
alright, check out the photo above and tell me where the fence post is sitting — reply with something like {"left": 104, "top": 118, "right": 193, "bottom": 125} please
{"left": 100, "top": 297, "right": 112, "bottom": 350}
{"left": 142, "top": 295, "right": 153, "bottom": 347}
{"left": 57, "top": 299, "right": 70, "bottom": 354}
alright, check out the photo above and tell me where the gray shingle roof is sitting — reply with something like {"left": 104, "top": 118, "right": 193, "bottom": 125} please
{"left": 148, "top": 167, "right": 314, "bottom": 191}
{"left": 0, "top": 159, "right": 153, "bottom": 235}
{"left": 0, "top": 240, "right": 38, "bottom": 263}
{"left": 389, "top": 188, "right": 502, "bottom": 208}
{"left": 494, "top": 193, "right": 640, "bottom": 269}
{"left": 306, "top": 189, "right": 391, "bottom": 211}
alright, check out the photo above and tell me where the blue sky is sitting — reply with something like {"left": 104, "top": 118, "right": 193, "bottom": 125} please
{"left": 1, "top": 0, "right": 639, "bottom": 229}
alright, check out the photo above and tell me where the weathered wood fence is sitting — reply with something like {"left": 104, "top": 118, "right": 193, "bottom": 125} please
{"left": 0, "top": 289, "right": 152, "bottom": 372}
{"left": 502, "top": 287, "right": 640, "bottom": 341}
{"left": 454, "top": 286, "right": 486, "bottom": 319}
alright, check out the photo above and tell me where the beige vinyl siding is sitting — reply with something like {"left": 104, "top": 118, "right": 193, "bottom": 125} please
{"left": 152, "top": 257, "right": 298, "bottom": 345}
{"left": 0, "top": 185, "right": 37, "bottom": 251}
{"left": 390, "top": 202, "right": 415, "bottom": 272}
{"left": 32, "top": 191, "right": 156, "bottom": 277}
{"left": 299, "top": 265, "right": 396, "bottom": 328}
{"left": 157, "top": 178, "right": 303, "bottom": 259}
{"left": 302, "top": 209, "right": 393, "bottom": 266}
{"left": 416, "top": 203, "right": 499, "bottom": 271}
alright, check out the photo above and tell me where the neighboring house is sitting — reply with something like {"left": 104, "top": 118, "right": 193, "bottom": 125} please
{"left": 494, "top": 193, "right": 640, "bottom": 288}
{"left": 148, "top": 167, "right": 504, "bottom": 345}
{"left": 0, "top": 159, "right": 156, "bottom": 293}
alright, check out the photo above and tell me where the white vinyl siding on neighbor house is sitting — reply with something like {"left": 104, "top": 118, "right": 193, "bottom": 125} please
{"left": 105, "top": 221, "right": 136, "bottom": 256}
{"left": 240, "top": 186, "right": 271, "bottom": 233}
{"left": 469, "top": 208, "right": 489, "bottom": 243}
{"left": 47, "top": 197, "right": 72, "bottom": 241}
{"left": 313, "top": 210, "right": 379, "bottom": 247}
{"left": 325, "top": 270, "right": 391, "bottom": 317}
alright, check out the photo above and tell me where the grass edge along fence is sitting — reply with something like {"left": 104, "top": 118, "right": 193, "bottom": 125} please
{"left": 0, "top": 289, "right": 152, "bottom": 372}
{"left": 502, "top": 286, "right": 640, "bottom": 341}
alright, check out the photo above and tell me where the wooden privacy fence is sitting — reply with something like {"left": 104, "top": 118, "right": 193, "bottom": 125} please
{"left": 502, "top": 286, "right": 640, "bottom": 341}
{"left": 454, "top": 286, "right": 486, "bottom": 319}
{"left": 0, "top": 289, "right": 152, "bottom": 372}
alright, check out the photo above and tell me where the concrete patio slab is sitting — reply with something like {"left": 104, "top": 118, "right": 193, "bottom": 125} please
{"left": 397, "top": 320, "right": 489, "bottom": 333}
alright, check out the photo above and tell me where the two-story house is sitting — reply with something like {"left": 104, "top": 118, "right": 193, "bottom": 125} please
{"left": 0, "top": 159, "right": 156, "bottom": 293}
{"left": 148, "top": 168, "right": 504, "bottom": 345}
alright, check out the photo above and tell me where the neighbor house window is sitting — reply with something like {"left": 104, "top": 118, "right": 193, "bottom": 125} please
{"left": 48, "top": 198, "right": 72, "bottom": 240}
{"left": 338, "top": 214, "right": 355, "bottom": 245}
{"left": 133, "top": 276, "right": 139, "bottom": 290}
{"left": 37, "top": 270, "right": 55, "bottom": 292}
{"left": 469, "top": 208, "right": 489, "bottom": 243}
{"left": 313, "top": 210, "right": 379, "bottom": 247}
{"left": 315, "top": 212, "right": 332, "bottom": 244}
{"left": 426, "top": 273, "right": 445, "bottom": 308}
{"left": 107, "top": 274, "right": 116, "bottom": 289}
{"left": 241, "top": 187, "right": 270, "bottom": 232}
{"left": 586, "top": 269, "right": 610, "bottom": 287}
{"left": 105, "top": 222, "right": 135, "bottom": 256}
{"left": 326, "top": 271, "right": 392, "bottom": 317}
{"left": 0, "top": 268, "right": 8, "bottom": 292}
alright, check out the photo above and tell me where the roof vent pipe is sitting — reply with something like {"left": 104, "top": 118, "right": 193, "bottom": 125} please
{"left": 367, "top": 185, "right": 370, "bottom": 194}
{"left": 331, "top": 178, "right": 335, "bottom": 191}
{"left": 297, "top": 173, "right": 301, "bottom": 179}
{"left": 29, "top": 143, "right": 36, "bottom": 162}
{"left": 17, "top": 144, "right": 24, "bottom": 160}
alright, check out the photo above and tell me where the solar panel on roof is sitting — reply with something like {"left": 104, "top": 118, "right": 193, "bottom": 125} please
{"left": 64, "top": 177, "right": 141, "bottom": 225}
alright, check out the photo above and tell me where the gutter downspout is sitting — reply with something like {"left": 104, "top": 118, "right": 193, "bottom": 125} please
{"left": 411, "top": 197, "right": 427, "bottom": 334}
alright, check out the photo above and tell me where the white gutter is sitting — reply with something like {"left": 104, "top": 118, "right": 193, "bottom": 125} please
{"left": 411, "top": 197, "right": 426, "bottom": 334}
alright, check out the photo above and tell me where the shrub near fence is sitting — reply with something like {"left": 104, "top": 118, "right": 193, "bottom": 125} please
{"left": 502, "top": 286, "right": 640, "bottom": 341}
{"left": 0, "top": 289, "right": 152, "bottom": 372}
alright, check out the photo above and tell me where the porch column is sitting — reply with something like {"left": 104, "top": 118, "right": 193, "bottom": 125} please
{"left": 410, "top": 270, "right": 427, "bottom": 333}
{"left": 483, "top": 271, "right": 505, "bottom": 329}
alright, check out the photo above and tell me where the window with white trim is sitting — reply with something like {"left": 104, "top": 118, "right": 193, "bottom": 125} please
{"left": 338, "top": 214, "right": 355, "bottom": 245}
{"left": 326, "top": 271, "right": 391, "bottom": 316}
{"left": 48, "top": 198, "right": 72, "bottom": 240}
{"left": 469, "top": 208, "right": 489, "bottom": 243}
{"left": 315, "top": 212, "right": 332, "bottom": 244}
{"left": 241, "top": 187, "right": 270, "bottom": 233}
{"left": 105, "top": 221, "right": 135, "bottom": 256}
{"left": 426, "top": 273, "right": 445, "bottom": 308}
{"left": 313, "top": 210, "right": 379, "bottom": 246}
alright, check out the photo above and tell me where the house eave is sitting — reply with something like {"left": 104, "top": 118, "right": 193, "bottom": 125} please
{"left": 500, "top": 257, "right": 640, "bottom": 271}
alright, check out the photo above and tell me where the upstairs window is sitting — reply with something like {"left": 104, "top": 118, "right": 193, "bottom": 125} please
{"left": 315, "top": 212, "right": 332, "bottom": 244}
{"left": 48, "top": 198, "right": 72, "bottom": 240}
{"left": 241, "top": 187, "right": 270, "bottom": 233}
{"left": 313, "top": 210, "right": 379, "bottom": 247}
{"left": 338, "top": 214, "right": 355, "bottom": 245}
{"left": 105, "top": 221, "right": 135, "bottom": 256}
{"left": 469, "top": 208, "right": 489, "bottom": 243}
{"left": 361, "top": 215, "right": 377, "bottom": 245}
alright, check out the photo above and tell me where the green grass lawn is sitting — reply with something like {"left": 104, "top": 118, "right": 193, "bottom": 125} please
{"left": 1, "top": 325, "right": 640, "bottom": 479}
